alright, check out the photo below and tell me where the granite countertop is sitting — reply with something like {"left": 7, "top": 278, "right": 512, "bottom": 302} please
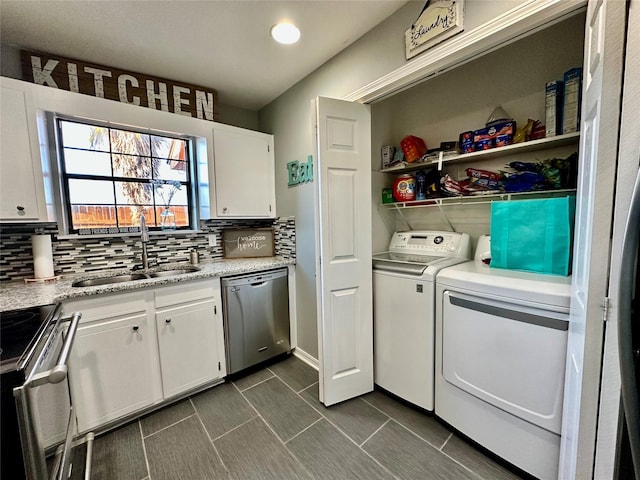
{"left": 0, "top": 257, "right": 295, "bottom": 311}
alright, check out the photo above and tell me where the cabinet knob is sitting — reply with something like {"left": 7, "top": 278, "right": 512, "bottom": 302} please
{"left": 165, "top": 318, "right": 172, "bottom": 324}
{"left": 132, "top": 325, "right": 139, "bottom": 331}
{"left": 16, "top": 206, "right": 25, "bottom": 216}
{"left": 222, "top": 207, "right": 228, "bottom": 213}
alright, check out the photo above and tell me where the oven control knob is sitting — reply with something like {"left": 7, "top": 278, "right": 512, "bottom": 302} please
{"left": 433, "top": 236, "right": 444, "bottom": 244}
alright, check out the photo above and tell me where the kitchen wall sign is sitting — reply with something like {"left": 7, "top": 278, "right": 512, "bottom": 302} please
{"left": 222, "top": 228, "right": 275, "bottom": 258}
{"left": 287, "top": 155, "right": 314, "bottom": 187}
{"left": 405, "top": 0, "right": 464, "bottom": 60}
{"left": 21, "top": 50, "right": 219, "bottom": 121}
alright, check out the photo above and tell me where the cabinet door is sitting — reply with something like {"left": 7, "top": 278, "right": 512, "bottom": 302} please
{"left": 156, "top": 299, "right": 220, "bottom": 398}
{"left": 212, "top": 124, "right": 275, "bottom": 218}
{"left": 0, "top": 83, "right": 46, "bottom": 221}
{"left": 70, "top": 314, "right": 158, "bottom": 433}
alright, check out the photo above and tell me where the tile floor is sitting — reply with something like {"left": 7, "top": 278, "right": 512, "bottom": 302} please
{"left": 86, "top": 355, "right": 525, "bottom": 480}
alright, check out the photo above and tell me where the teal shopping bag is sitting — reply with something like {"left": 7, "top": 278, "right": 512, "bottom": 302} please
{"left": 490, "top": 197, "right": 576, "bottom": 276}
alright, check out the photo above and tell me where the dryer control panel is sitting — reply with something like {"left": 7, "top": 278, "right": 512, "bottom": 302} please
{"left": 388, "top": 230, "right": 471, "bottom": 258}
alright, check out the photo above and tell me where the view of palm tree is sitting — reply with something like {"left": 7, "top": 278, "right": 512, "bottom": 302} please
{"left": 59, "top": 120, "right": 190, "bottom": 233}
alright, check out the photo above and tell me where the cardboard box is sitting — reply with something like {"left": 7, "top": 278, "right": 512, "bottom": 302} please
{"left": 545, "top": 80, "right": 564, "bottom": 137}
{"left": 473, "top": 121, "right": 515, "bottom": 150}
{"left": 562, "top": 68, "right": 583, "bottom": 134}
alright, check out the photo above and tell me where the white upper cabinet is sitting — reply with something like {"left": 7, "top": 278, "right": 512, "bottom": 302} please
{"left": 210, "top": 123, "right": 276, "bottom": 218}
{"left": 0, "top": 77, "right": 49, "bottom": 222}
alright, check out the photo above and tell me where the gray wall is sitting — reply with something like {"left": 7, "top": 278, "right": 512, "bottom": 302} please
{"left": 259, "top": 0, "right": 528, "bottom": 360}
{"left": 0, "top": 43, "right": 259, "bottom": 131}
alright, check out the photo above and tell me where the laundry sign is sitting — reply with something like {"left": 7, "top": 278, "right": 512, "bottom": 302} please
{"left": 21, "top": 50, "right": 219, "bottom": 121}
{"left": 405, "top": 0, "right": 464, "bottom": 59}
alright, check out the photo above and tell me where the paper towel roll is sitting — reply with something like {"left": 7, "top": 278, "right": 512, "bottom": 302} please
{"left": 32, "top": 234, "right": 54, "bottom": 279}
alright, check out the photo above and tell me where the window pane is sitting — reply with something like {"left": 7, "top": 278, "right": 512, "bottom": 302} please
{"left": 115, "top": 181, "right": 152, "bottom": 205}
{"left": 63, "top": 149, "right": 112, "bottom": 176}
{"left": 110, "top": 129, "right": 150, "bottom": 156}
{"left": 155, "top": 160, "right": 188, "bottom": 182}
{"left": 60, "top": 121, "right": 108, "bottom": 151}
{"left": 112, "top": 154, "right": 154, "bottom": 179}
{"left": 151, "top": 137, "right": 186, "bottom": 160}
{"left": 155, "top": 205, "right": 189, "bottom": 227}
{"left": 68, "top": 179, "right": 114, "bottom": 204}
{"left": 70, "top": 205, "right": 117, "bottom": 229}
{"left": 116, "top": 206, "right": 155, "bottom": 227}
{"left": 153, "top": 182, "right": 186, "bottom": 207}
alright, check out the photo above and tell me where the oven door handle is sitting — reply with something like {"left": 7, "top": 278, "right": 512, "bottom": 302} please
{"left": 48, "top": 312, "right": 82, "bottom": 384}
{"left": 26, "top": 312, "right": 82, "bottom": 388}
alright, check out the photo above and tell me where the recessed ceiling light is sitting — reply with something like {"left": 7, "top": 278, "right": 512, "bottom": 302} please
{"left": 271, "top": 23, "right": 300, "bottom": 45}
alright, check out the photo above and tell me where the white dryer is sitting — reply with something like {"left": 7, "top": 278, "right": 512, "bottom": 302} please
{"left": 435, "top": 237, "right": 571, "bottom": 480}
{"left": 373, "top": 230, "right": 470, "bottom": 411}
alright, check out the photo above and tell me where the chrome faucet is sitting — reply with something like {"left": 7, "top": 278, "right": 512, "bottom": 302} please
{"left": 140, "top": 214, "right": 149, "bottom": 270}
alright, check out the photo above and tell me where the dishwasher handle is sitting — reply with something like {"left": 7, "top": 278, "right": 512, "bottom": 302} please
{"left": 221, "top": 268, "right": 288, "bottom": 288}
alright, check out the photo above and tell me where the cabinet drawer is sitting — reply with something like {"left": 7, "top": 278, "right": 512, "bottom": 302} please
{"left": 155, "top": 280, "right": 218, "bottom": 309}
{"left": 62, "top": 291, "right": 150, "bottom": 323}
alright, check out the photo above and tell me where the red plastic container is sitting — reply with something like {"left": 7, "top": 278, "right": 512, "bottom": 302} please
{"left": 400, "top": 135, "right": 427, "bottom": 163}
{"left": 392, "top": 174, "right": 416, "bottom": 202}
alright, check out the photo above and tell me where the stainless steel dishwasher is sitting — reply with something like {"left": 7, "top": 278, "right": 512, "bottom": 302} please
{"left": 221, "top": 268, "right": 290, "bottom": 374}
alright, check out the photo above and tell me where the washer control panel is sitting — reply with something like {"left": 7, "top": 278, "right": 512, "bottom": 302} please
{"left": 388, "top": 230, "right": 471, "bottom": 258}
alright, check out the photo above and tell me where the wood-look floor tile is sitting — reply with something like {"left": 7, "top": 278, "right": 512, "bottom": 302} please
{"left": 442, "top": 434, "right": 524, "bottom": 480}
{"left": 191, "top": 382, "right": 257, "bottom": 439}
{"left": 363, "top": 420, "right": 477, "bottom": 480}
{"left": 287, "top": 418, "right": 395, "bottom": 480}
{"left": 215, "top": 417, "right": 312, "bottom": 480}
{"left": 140, "top": 399, "right": 195, "bottom": 437}
{"left": 268, "top": 355, "right": 318, "bottom": 392}
{"left": 144, "top": 416, "right": 230, "bottom": 480}
{"left": 363, "top": 390, "right": 451, "bottom": 448}
{"left": 91, "top": 421, "right": 147, "bottom": 480}
{"left": 233, "top": 368, "right": 274, "bottom": 391}
{"left": 242, "top": 377, "right": 321, "bottom": 441}
{"left": 300, "top": 383, "right": 389, "bottom": 445}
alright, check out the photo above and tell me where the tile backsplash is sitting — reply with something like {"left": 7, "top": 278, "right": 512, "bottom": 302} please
{"left": 0, "top": 217, "right": 295, "bottom": 282}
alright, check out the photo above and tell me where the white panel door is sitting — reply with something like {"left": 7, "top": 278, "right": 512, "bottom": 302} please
{"left": 559, "top": 0, "right": 626, "bottom": 478}
{"left": 595, "top": 0, "right": 640, "bottom": 476}
{"left": 314, "top": 96, "right": 372, "bottom": 406}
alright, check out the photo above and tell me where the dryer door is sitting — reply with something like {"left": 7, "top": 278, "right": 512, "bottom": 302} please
{"left": 441, "top": 290, "right": 568, "bottom": 434}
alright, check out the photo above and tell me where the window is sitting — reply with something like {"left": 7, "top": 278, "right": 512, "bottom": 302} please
{"left": 56, "top": 119, "right": 193, "bottom": 234}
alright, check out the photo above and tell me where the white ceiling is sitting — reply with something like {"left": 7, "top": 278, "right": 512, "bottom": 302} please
{"left": 0, "top": 0, "right": 408, "bottom": 111}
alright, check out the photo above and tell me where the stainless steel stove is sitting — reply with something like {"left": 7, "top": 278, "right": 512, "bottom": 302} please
{"left": 1, "top": 304, "right": 86, "bottom": 480}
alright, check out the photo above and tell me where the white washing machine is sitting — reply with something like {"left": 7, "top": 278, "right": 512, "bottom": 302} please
{"left": 435, "top": 236, "right": 571, "bottom": 480}
{"left": 372, "top": 230, "right": 470, "bottom": 411}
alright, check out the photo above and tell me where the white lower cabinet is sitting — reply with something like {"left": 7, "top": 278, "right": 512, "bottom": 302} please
{"left": 154, "top": 281, "right": 224, "bottom": 398}
{"left": 65, "top": 279, "right": 225, "bottom": 433}
{"left": 72, "top": 312, "right": 159, "bottom": 433}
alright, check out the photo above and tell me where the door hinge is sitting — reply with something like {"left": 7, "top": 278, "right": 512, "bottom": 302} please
{"left": 603, "top": 297, "right": 610, "bottom": 322}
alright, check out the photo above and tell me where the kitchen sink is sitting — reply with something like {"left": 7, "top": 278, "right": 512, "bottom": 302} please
{"left": 71, "top": 273, "right": 149, "bottom": 287}
{"left": 71, "top": 266, "right": 201, "bottom": 287}
{"left": 148, "top": 266, "right": 201, "bottom": 277}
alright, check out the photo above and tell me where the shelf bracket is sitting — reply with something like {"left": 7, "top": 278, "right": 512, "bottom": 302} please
{"left": 436, "top": 202, "right": 456, "bottom": 232}
{"left": 394, "top": 203, "right": 413, "bottom": 231}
